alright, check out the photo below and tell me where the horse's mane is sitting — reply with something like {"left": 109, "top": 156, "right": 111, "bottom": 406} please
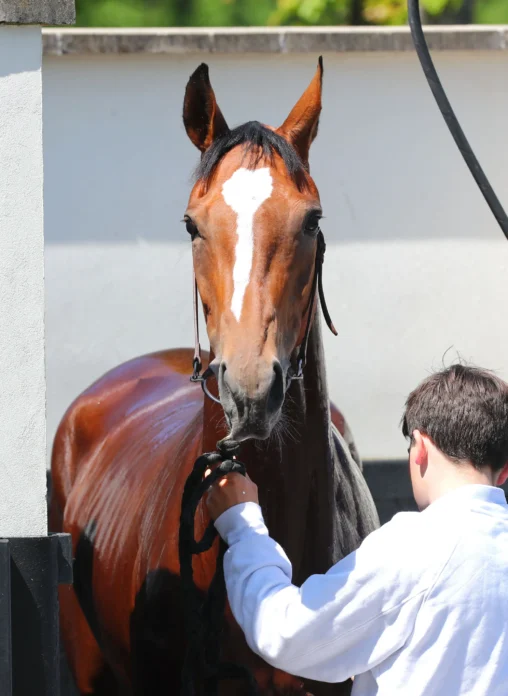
{"left": 195, "top": 120, "right": 307, "bottom": 189}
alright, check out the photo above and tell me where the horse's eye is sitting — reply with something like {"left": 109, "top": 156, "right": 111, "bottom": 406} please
{"left": 303, "top": 212, "right": 321, "bottom": 236}
{"left": 184, "top": 216, "right": 200, "bottom": 241}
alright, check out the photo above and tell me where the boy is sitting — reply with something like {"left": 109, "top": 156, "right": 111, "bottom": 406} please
{"left": 206, "top": 364, "right": 508, "bottom": 695}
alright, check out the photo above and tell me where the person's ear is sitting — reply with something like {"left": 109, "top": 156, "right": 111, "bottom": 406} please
{"left": 495, "top": 461, "right": 508, "bottom": 487}
{"left": 412, "top": 430, "right": 429, "bottom": 471}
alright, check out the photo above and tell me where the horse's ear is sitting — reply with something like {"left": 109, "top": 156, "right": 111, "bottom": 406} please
{"left": 277, "top": 57, "right": 323, "bottom": 167}
{"left": 183, "top": 63, "right": 230, "bottom": 153}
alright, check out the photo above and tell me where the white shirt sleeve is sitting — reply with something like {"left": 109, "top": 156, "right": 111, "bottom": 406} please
{"left": 215, "top": 502, "right": 435, "bottom": 683}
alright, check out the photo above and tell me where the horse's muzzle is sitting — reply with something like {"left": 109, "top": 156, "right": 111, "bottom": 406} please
{"left": 218, "top": 360, "right": 285, "bottom": 440}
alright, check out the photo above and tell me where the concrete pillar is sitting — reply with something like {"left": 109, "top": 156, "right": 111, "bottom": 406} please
{"left": 0, "top": 3, "right": 75, "bottom": 694}
{"left": 0, "top": 1, "right": 74, "bottom": 538}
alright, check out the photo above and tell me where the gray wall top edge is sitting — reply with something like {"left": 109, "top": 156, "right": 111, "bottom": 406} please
{"left": 1, "top": 0, "right": 75, "bottom": 26}
{"left": 42, "top": 25, "right": 508, "bottom": 56}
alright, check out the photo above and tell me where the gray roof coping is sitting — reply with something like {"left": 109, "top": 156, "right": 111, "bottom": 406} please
{"left": 1, "top": 0, "right": 75, "bottom": 26}
{"left": 42, "top": 25, "right": 508, "bottom": 56}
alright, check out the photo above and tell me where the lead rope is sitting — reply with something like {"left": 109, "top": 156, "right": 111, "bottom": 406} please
{"left": 179, "top": 439, "right": 259, "bottom": 696}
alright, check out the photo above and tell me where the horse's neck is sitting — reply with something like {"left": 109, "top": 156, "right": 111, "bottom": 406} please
{"left": 203, "top": 316, "right": 341, "bottom": 584}
{"left": 274, "top": 316, "right": 342, "bottom": 582}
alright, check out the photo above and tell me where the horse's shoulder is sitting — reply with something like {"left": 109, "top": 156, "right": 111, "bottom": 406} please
{"left": 63, "top": 348, "right": 204, "bottom": 433}
{"left": 82, "top": 347, "right": 206, "bottom": 399}
{"left": 51, "top": 348, "right": 205, "bottom": 505}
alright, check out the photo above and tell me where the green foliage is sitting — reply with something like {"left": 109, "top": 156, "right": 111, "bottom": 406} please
{"left": 270, "top": 0, "right": 476, "bottom": 26}
{"left": 362, "top": 0, "right": 406, "bottom": 25}
{"left": 422, "top": 0, "right": 450, "bottom": 15}
{"left": 75, "top": 0, "right": 508, "bottom": 27}
{"left": 76, "top": 0, "right": 277, "bottom": 27}
{"left": 269, "top": 0, "right": 350, "bottom": 26}
{"left": 76, "top": 0, "right": 173, "bottom": 27}
{"left": 475, "top": 0, "right": 508, "bottom": 23}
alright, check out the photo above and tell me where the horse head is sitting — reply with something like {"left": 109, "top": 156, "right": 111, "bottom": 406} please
{"left": 183, "top": 59, "right": 325, "bottom": 442}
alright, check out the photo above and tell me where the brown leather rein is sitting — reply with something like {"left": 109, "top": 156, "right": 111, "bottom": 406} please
{"left": 190, "top": 229, "right": 337, "bottom": 404}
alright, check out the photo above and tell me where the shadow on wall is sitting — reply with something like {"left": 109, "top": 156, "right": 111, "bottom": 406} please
{"left": 0, "top": 27, "right": 42, "bottom": 79}
{"left": 43, "top": 53, "right": 508, "bottom": 246}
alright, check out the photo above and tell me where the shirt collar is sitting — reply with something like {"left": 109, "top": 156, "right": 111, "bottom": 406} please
{"left": 426, "top": 484, "right": 507, "bottom": 512}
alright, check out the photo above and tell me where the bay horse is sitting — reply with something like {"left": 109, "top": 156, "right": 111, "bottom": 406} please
{"left": 50, "top": 59, "right": 379, "bottom": 696}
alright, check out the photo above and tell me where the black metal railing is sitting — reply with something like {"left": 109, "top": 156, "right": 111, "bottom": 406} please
{"left": 0, "top": 534, "right": 72, "bottom": 696}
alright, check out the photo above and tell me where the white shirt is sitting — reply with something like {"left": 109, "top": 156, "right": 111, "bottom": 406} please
{"left": 215, "top": 484, "right": 508, "bottom": 695}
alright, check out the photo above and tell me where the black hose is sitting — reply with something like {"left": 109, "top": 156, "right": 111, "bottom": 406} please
{"left": 407, "top": 0, "right": 508, "bottom": 241}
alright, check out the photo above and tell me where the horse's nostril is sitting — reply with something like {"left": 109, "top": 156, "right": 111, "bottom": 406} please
{"left": 272, "top": 360, "right": 283, "bottom": 384}
{"left": 219, "top": 362, "right": 228, "bottom": 390}
{"left": 266, "top": 361, "right": 284, "bottom": 417}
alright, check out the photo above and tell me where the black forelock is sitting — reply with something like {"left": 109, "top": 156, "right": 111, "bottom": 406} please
{"left": 194, "top": 121, "right": 307, "bottom": 189}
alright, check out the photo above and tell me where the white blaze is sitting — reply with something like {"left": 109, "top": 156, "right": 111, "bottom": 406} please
{"left": 222, "top": 167, "right": 273, "bottom": 321}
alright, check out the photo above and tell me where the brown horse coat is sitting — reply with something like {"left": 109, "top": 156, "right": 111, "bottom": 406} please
{"left": 50, "top": 59, "right": 379, "bottom": 696}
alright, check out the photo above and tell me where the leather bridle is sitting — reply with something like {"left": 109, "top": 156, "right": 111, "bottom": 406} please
{"left": 190, "top": 228, "right": 337, "bottom": 405}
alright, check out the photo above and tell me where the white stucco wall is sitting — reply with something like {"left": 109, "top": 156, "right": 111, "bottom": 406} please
{"left": 0, "top": 27, "right": 47, "bottom": 536}
{"left": 43, "top": 48, "right": 508, "bottom": 463}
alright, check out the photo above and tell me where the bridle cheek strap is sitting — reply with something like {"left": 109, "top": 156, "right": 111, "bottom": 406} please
{"left": 191, "top": 275, "right": 202, "bottom": 383}
{"left": 292, "top": 229, "right": 337, "bottom": 380}
{"left": 190, "top": 228, "right": 337, "bottom": 392}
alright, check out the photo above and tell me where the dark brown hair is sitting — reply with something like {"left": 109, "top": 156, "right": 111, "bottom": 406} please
{"left": 402, "top": 364, "right": 508, "bottom": 471}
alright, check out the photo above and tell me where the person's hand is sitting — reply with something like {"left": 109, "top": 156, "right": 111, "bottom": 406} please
{"left": 206, "top": 471, "right": 258, "bottom": 521}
